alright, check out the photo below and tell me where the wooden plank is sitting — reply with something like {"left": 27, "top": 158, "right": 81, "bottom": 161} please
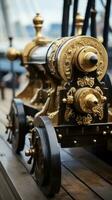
{"left": 50, "top": 188, "right": 73, "bottom": 200}
{"left": 0, "top": 162, "right": 21, "bottom": 200}
{"left": 62, "top": 149, "right": 112, "bottom": 200}
{"left": 0, "top": 135, "right": 47, "bottom": 200}
{"left": 61, "top": 166, "right": 101, "bottom": 200}
{"left": 65, "top": 148, "right": 112, "bottom": 184}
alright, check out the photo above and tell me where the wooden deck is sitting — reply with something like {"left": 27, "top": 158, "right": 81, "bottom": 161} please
{"left": 0, "top": 89, "right": 112, "bottom": 200}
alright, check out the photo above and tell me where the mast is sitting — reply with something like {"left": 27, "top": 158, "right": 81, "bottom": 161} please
{"left": 103, "top": 0, "right": 111, "bottom": 49}
{"left": 61, "top": 0, "right": 72, "bottom": 37}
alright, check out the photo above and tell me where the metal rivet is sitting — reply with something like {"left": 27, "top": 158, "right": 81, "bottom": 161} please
{"left": 62, "top": 98, "right": 67, "bottom": 103}
{"left": 58, "top": 134, "right": 62, "bottom": 139}
{"left": 110, "top": 130, "right": 112, "bottom": 135}
{"left": 74, "top": 140, "right": 77, "bottom": 144}
{"left": 103, "top": 131, "right": 107, "bottom": 135}
{"left": 93, "top": 139, "right": 96, "bottom": 143}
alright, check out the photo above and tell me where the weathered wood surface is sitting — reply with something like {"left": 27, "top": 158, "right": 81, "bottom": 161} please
{"left": 0, "top": 89, "right": 112, "bottom": 200}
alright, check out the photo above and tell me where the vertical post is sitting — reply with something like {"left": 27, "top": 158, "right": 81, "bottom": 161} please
{"left": 61, "top": 0, "right": 72, "bottom": 37}
{"left": 103, "top": 0, "right": 111, "bottom": 49}
{"left": 81, "top": 0, "right": 92, "bottom": 35}
{"left": 71, "top": 0, "right": 79, "bottom": 36}
{"left": 9, "top": 37, "right": 15, "bottom": 98}
{"left": 90, "top": 0, "right": 97, "bottom": 38}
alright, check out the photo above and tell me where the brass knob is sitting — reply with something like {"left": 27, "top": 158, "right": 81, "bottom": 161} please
{"left": 75, "top": 46, "right": 99, "bottom": 72}
{"left": 7, "top": 47, "right": 21, "bottom": 61}
{"left": 84, "top": 52, "right": 98, "bottom": 65}
{"left": 32, "top": 13, "right": 51, "bottom": 45}
{"left": 33, "top": 13, "right": 43, "bottom": 38}
{"left": 85, "top": 94, "right": 98, "bottom": 108}
{"left": 75, "top": 13, "right": 84, "bottom": 36}
{"left": 74, "top": 87, "right": 102, "bottom": 113}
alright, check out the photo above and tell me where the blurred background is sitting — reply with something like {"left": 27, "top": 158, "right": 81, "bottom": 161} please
{"left": 0, "top": 0, "right": 112, "bottom": 99}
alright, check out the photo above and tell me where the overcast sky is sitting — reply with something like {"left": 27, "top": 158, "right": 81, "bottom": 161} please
{"left": 11, "top": 0, "right": 104, "bottom": 26}
{"left": 36, "top": 0, "right": 102, "bottom": 25}
{"left": 37, "top": 0, "right": 89, "bottom": 25}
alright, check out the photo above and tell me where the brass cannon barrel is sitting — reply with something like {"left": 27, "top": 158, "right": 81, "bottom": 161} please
{"left": 28, "top": 36, "right": 108, "bottom": 81}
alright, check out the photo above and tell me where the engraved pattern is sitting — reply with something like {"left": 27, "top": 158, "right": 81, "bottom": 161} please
{"left": 74, "top": 37, "right": 108, "bottom": 80}
{"left": 92, "top": 104, "right": 104, "bottom": 120}
{"left": 77, "top": 76, "right": 95, "bottom": 87}
{"left": 47, "top": 38, "right": 67, "bottom": 76}
{"left": 59, "top": 36, "right": 107, "bottom": 81}
{"left": 76, "top": 114, "right": 93, "bottom": 125}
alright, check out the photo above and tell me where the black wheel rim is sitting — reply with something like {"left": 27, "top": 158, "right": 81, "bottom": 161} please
{"left": 10, "top": 99, "right": 26, "bottom": 153}
{"left": 34, "top": 116, "right": 61, "bottom": 197}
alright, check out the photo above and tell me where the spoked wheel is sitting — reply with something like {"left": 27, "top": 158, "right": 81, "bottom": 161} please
{"left": 8, "top": 98, "right": 26, "bottom": 153}
{"left": 33, "top": 116, "right": 61, "bottom": 197}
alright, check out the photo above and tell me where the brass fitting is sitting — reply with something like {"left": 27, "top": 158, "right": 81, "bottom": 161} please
{"left": 7, "top": 47, "right": 21, "bottom": 61}
{"left": 75, "top": 13, "right": 84, "bottom": 36}
{"left": 25, "top": 148, "right": 35, "bottom": 157}
{"left": 74, "top": 46, "right": 99, "bottom": 73}
{"left": 74, "top": 87, "right": 106, "bottom": 114}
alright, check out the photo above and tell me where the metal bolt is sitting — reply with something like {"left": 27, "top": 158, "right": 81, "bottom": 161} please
{"left": 74, "top": 140, "right": 77, "bottom": 144}
{"left": 110, "top": 130, "right": 112, "bottom": 135}
{"left": 93, "top": 139, "right": 96, "bottom": 143}
{"left": 62, "top": 98, "right": 67, "bottom": 103}
{"left": 58, "top": 134, "right": 62, "bottom": 139}
{"left": 103, "top": 131, "right": 107, "bottom": 135}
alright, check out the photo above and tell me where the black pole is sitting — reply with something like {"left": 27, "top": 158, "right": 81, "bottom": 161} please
{"left": 9, "top": 37, "right": 15, "bottom": 98}
{"left": 103, "top": 0, "right": 111, "bottom": 49}
{"left": 81, "top": 0, "right": 93, "bottom": 35}
{"left": 61, "top": 0, "right": 72, "bottom": 37}
{"left": 71, "top": 0, "right": 78, "bottom": 36}
{"left": 90, "top": 0, "right": 97, "bottom": 37}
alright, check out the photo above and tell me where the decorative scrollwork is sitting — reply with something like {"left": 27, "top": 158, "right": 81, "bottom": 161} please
{"left": 76, "top": 114, "right": 93, "bottom": 125}
{"left": 92, "top": 104, "right": 104, "bottom": 120}
{"left": 77, "top": 76, "right": 95, "bottom": 87}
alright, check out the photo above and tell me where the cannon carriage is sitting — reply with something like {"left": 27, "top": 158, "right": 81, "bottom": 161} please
{"left": 6, "top": 13, "right": 112, "bottom": 197}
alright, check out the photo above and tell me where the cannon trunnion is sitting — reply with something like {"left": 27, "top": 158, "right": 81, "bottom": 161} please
{"left": 6, "top": 13, "right": 112, "bottom": 197}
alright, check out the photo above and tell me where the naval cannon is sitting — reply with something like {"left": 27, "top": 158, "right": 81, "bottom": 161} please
{"left": 6, "top": 13, "right": 112, "bottom": 197}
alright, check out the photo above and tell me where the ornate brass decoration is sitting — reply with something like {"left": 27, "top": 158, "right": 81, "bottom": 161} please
{"left": 63, "top": 86, "right": 106, "bottom": 124}
{"left": 64, "top": 106, "right": 73, "bottom": 122}
{"left": 77, "top": 76, "right": 95, "bottom": 87}
{"left": 57, "top": 36, "right": 108, "bottom": 81}
{"left": 47, "top": 37, "right": 68, "bottom": 76}
{"left": 76, "top": 114, "right": 93, "bottom": 125}
{"left": 74, "top": 87, "right": 106, "bottom": 116}
{"left": 92, "top": 104, "right": 104, "bottom": 120}
{"left": 63, "top": 87, "right": 76, "bottom": 105}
